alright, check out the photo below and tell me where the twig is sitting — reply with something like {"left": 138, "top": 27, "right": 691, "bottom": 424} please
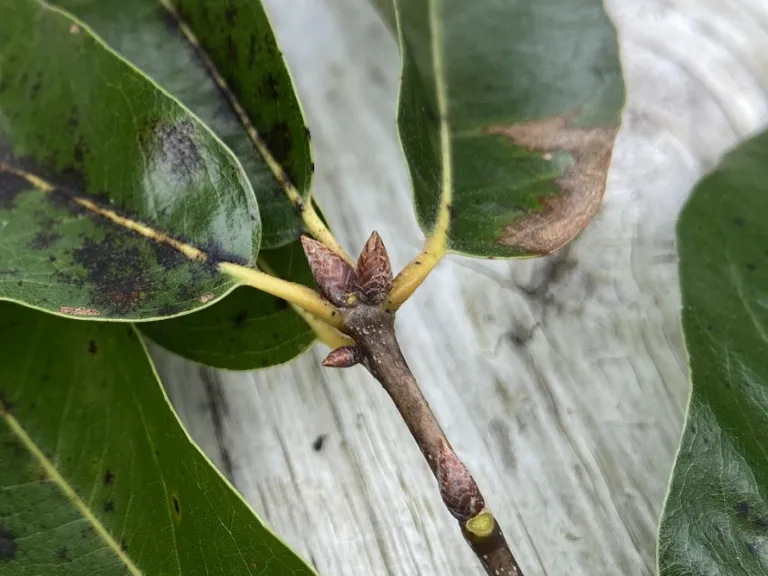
{"left": 303, "top": 232, "right": 525, "bottom": 576}
{"left": 343, "top": 304, "right": 524, "bottom": 576}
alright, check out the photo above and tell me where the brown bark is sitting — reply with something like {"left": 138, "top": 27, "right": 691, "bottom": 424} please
{"left": 341, "top": 304, "right": 525, "bottom": 576}
{"left": 301, "top": 233, "right": 525, "bottom": 575}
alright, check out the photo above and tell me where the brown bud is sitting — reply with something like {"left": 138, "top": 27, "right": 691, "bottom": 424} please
{"left": 322, "top": 346, "right": 362, "bottom": 368}
{"left": 300, "top": 236, "right": 358, "bottom": 307}
{"left": 356, "top": 231, "right": 392, "bottom": 305}
{"left": 436, "top": 439, "right": 485, "bottom": 521}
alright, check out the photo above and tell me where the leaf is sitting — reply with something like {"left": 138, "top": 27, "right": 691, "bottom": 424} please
{"left": 0, "top": 301, "right": 315, "bottom": 575}
{"left": 0, "top": 0, "right": 259, "bottom": 319}
{"left": 383, "top": 0, "right": 625, "bottom": 258}
{"left": 45, "top": 0, "right": 325, "bottom": 366}
{"left": 658, "top": 130, "right": 768, "bottom": 574}
{"left": 140, "top": 240, "right": 316, "bottom": 370}
{"left": 52, "top": 0, "right": 313, "bottom": 249}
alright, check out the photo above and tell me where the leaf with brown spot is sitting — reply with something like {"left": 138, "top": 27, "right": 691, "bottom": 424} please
{"left": 378, "top": 0, "right": 625, "bottom": 258}
{"left": 488, "top": 115, "right": 619, "bottom": 254}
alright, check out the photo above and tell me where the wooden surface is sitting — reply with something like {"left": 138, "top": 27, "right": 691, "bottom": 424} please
{"left": 151, "top": 1, "right": 768, "bottom": 574}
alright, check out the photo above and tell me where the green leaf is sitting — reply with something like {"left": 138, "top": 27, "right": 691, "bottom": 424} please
{"left": 385, "top": 0, "right": 625, "bottom": 257}
{"left": 52, "top": 0, "right": 313, "bottom": 249}
{"left": 0, "top": 0, "right": 260, "bottom": 320}
{"left": 0, "top": 301, "right": 315, "bottom": 575}
{"left": 658, "top": 130, "right": 768, "bottom": 574}
{"left": 140, "top": 240, "right": 315, "bottom": 370}
{"left": 48, "top": 0, "right": 322, "bottom": 366}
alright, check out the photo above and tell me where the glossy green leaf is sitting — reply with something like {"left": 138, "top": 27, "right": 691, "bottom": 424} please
{"left": 140, "top": 240, "right": 315, "bottom": 370}
{"left": 53, "top": 0, "right": 312, "bottom": 249}
{"left": 47, "top": 0, "right": 321, "bottom": 367}
{"left": 0, "top": 301, "right": 315, "bottom": 575}
{"left": 0, "top": 0, "right": 260, "bottom": 320}
{"left": 384, "top": 0, "right": 625, "bottom": 257}
{"left": 658, "top": 130, "right": 768, "bottom": 574}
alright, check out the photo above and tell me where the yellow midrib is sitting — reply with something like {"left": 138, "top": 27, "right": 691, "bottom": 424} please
{"left": 383, "top": 0, "right": 452, "bottom": 310}
{"left": 0, "top": 163, "right": 342, "bottom": 328}
{"left": 0, "top": 407, "right": 143, "bottom": 575}
{"left": 159, "top": 0, "right": 352, "bottom": 265}
{"left": 426, "top": 0, "right": 453, "bottom": 253}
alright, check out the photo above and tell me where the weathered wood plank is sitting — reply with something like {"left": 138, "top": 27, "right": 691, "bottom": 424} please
{"left": 152, "top": 0, "right": 768, "bottom": 573}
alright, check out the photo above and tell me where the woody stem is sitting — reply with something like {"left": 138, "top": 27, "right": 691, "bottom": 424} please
{"left": 340, "top": 303, "right": 525, "bottom": 576}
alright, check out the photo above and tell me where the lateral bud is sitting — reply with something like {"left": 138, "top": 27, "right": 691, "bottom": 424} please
{"left": 322, "top": 346, "right": 362, "bottom": 368}
{"left": 300, "top": 236, "right": 358, "bottom": 307}
{"left": 436, "top": 439, "right": 485, "bottom": 522}
{"left": 356, "top": 231, "right": 393, "bottom": 305}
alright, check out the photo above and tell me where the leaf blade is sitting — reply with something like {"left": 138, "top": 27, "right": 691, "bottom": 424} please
{"left": 0, "top": 300, "right": 315, "bottom": 575}
{"left": 658, "top": 129, "right": 768, "bottom": 574}
{"left": 52, "top": 0, "right": 313, "bottom": 249}
{"left": 387, "top": 0, "right": 625, "bottom": 258}
{"left": 0, "top": 0, "right": 260, "bottom": 319}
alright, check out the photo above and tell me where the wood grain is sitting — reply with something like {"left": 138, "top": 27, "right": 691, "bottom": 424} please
{"left": 151, "top": 0, "right": 768, "bottom": 574}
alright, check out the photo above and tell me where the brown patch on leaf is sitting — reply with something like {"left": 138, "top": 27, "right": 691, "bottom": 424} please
{"left": 488, "top": 113, "right": 619, "bottom": 254}
{"left": 356, "top": 231, "right": 392, "bottom": 305}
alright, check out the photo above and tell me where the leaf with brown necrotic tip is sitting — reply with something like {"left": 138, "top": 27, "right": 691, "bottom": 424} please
{"left": 376, "top": 0, "right": 625, "bottom": 259}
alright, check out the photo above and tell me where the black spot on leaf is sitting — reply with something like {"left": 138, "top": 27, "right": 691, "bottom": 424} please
{"left": 171, "top": 494, "right": 181, "bottom": 521}
{"left": 747, "top": 263, "right": 757, "bottom": 271}
{"left": 158, "top": 304, "right": 182, "bottom": 316}
{"left": 0, "top": 389, "right": 14, "bottom": 413}
{"left": 144, "top": 119, "right": 202, "bottom": 183}
{"left": 227, "top": 36, "right": 238, "bottom": 62}
{"left": 151, "top": 241, "right": 186, "bottom": 269}
{"left": 0, "top": 171, "right": 30, "bottom": 210}
{"left": 88, "top": 340, "right": 98, "bottom": 355}
{"left": 0, "top": 524, "right": 17, "bottom": 560}
{"left": 104, "top": 500, "right": 114, "bottom": 512}
{"left": 248, "top": 34, "right": 257, "bottom": 68}
{"left": 56, "top": 546, "right": 69, "bottom": 561}
{"left": 736, "top": 501, "right": 750, "bottom": 518}
{"left": 261, "top": 73, "right": 279, "bottom": 100}
{"left": 120, "top": 539, "right": 127, "bottom": 551}
{"left": 232, "top": 310, "right": 248, "bottom": 329}
{"left": 262, "top": 121, "right": 294, "bottom": 182}
{"left": 104, "top": 469, "right": 114, "bottom": 485}
{"left": 74, "top": 137, "right": 85, "bottom": 166}
{"left": 312, "top": 434, "right": 327, "bottom": 452}
{"left": 30, "top": 227, "right": 62, "bottom": 250}
{"left": 225, "top": 3, "right": 236, "bottom": 24}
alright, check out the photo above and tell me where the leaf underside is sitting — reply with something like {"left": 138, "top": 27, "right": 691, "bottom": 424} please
{"left": 658, "top": 129, "right": 768, "bottom": 575}
{"left": 0, "top": 0, "right": 259, "bottom": 320}
{"left": 386, "top": 0, "right": 625, "bottom": 258}
{"left": 0, "top": 300, "right": 315, "bottom": 575}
